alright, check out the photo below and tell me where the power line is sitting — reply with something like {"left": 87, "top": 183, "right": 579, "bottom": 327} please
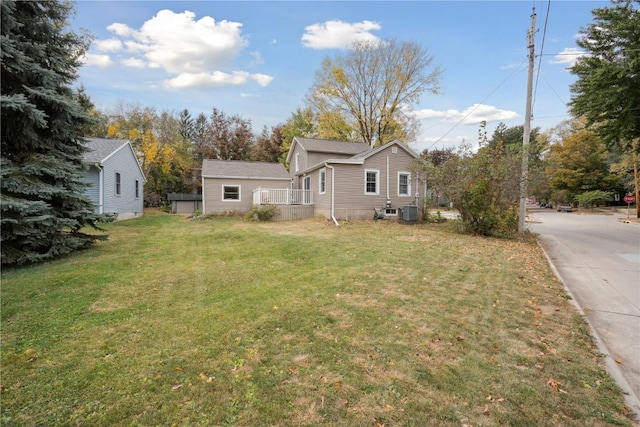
{"left": 424, "top": 60, "right": 527, "bottom": 151}
{"left": 532, "top": 0, "right": 551, "bottom": 114}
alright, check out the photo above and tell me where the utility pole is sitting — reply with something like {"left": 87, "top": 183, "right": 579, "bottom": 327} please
{"left": 518, "top": 7, "right": 536, "bottom": 234}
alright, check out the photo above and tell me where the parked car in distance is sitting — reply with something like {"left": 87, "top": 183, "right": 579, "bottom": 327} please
{"left": 557, "top": 204, "right": 573, "bottom": 212}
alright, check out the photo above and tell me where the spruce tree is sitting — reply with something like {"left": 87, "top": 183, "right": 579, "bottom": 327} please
{"left": 1, "top": 0, "right": 107, "bottom": 265}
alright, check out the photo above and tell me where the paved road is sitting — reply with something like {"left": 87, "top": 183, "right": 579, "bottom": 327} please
{"left": 528, "top": 210, "right": 640, "bottom": 418}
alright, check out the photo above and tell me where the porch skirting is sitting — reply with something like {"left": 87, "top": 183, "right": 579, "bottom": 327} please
{"left": 272, "top": 205, "right": 315, "bottom": 221}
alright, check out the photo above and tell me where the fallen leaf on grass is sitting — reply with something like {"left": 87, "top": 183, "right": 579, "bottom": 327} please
{"left": 483, "top": 405, "right": 490, "bottom": 415}
{"left": 171, "top": 383, "right": 183, "bottom": 391}
{"left": 547, "top": 378, "right": 561, "bottom": 391}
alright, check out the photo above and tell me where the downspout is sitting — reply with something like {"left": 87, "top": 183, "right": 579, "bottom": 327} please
{"left": 325, "top": 163, "right": 339, "bottom": 226}
{"left": 201, "top": 174, "right": 206, "bottom": 213}
{"left": 95, "top": 163, "right": 104, "bottom": 214}
{"left": 387, "top": 156, "right": 391, "bottom": 204}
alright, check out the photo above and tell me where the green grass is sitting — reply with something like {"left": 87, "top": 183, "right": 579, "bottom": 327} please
{"left": 1, "top": 211, "right": 633, "bottom": 426}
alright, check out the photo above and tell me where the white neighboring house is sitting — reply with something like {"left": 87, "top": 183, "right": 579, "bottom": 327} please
{"left": 81, "top": 138, "right": 146, "bottom": 220}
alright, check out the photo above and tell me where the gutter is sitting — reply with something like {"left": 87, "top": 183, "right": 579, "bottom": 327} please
{"left": 325, "top": 163, "right": 339, "bottom": 226}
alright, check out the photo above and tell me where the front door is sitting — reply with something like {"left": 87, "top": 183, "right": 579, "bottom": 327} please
{"left": 303, "top": 176, "right": 311, "bottom": 204}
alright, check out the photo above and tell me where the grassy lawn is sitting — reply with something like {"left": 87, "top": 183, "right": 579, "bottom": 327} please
{"left": 1, "top": 210, "right": 633, "bottom": 426}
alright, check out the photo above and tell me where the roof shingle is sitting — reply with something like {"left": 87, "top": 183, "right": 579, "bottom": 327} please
{"left": 202, "top": 159, "right": 290, "bottom": 179}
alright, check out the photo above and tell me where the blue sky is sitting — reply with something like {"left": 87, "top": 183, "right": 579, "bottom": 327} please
{"left": 72, "top": 0, "right": 608, "bottom": 152}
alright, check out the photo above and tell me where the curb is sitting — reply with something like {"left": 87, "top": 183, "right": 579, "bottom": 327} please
{"left": 535, "top": 239, "right": 640, "bottom": 424}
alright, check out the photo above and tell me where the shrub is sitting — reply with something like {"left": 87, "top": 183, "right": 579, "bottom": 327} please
{"left": 246, "top": 204, "right": 278, "bottom": 221}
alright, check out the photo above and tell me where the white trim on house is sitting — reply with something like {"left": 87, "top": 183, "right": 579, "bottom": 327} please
{"left": 222, "top": 184, "right": 241, "bottom": 202}
{"left": 364, "top": 169, "right": 380, "bottom": 195}
{"left": 398, "top": 171, "right": 411, "bottom": 197}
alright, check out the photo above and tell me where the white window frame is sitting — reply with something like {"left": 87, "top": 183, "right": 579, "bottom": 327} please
{"left": 295, "top": 152, "right": 300, "bottom": 172}
{"left": 364, "top": 169, "right": 380, "bottom": 195}
{"left": 222, "top": 185, "right": 241, "bottom": 202}
{"left": 115, "top": 172, "right": 121, "bottom": 196}
{"left": 319, "top": 168, "right": 326, "bottom": 194}
{"left": 398, "top": 172, "right": 411, "bottom": 197}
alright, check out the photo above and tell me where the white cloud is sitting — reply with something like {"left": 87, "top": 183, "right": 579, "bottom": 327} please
{"left": 302, "top": 20, "right": 381, "bottom": 49}
{"left": 107, "top": 22, "right": 134, "bottom": 37}
{"left": 164, "top": 71, "right": 274, "bottom": 89}
{"left": 91, "top": 9, "right": 273, "bottom": 89}
{"left": 94, "top": 38, "right": 123, "bottom": 52}
{"left": 80, "top": 53, "right": 112, "bottom": 67}
{"left": 248, "top": 51, "right": 264, "bottom": 67}
{"left": 413, "top": 103, "right": 519, "bottom": 124}
{"left": 550, "top": 47, "right": 588, "bottom": 67}
{"left": 121, "top": 57, "right": 146, "bottom": 68}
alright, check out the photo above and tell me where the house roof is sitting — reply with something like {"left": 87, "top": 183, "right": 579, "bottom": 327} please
{"left": 82, "top": 138, "right": 130, "bottom": 163}
{"left": 286, "top": 137, "right": 369, "bottom": 164}
{"left": 82, "top": 138, "right": 147, "bottom": 182}
{"left": 202, "top": 159, "right": 291, "bottom": 180}
{"left": 349, "top": 139, "right": 419, "bottom": 161}
{"left": 301, "top": 139, "right": 420, "bottom": 174}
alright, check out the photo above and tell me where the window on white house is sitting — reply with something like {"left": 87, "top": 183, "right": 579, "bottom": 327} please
{"left": 115, "top": 172, "right": 121, "bottom": 196}
{"left": 295, "top": 152, "right": 300, "bottom": 172}
{"left": 135, "top": 180, "right": 139, "bottom": 198}
{"left": 223, "top": 185, "right": 240, "bottom": 201}
{"left": 398, "top": 172, "right": 411, "bottom": 196}
{"left": 319, "top": 168, "right": 326, "bottom": 194}
{"left": 364, "top": 170, "right": 379, "bottom": 195}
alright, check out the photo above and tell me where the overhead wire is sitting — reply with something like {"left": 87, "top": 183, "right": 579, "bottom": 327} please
{"left": 423, "top": 60, "right": 527, "bottom": 151}
{"left": 532, "top": 0, "right": 551, "bottom": 115}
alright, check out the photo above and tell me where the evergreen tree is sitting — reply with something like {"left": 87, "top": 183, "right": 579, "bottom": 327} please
{"left": 1, "top": 0, "right": 108, "bottom": 265}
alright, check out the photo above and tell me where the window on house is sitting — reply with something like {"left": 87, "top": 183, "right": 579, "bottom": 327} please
{"left": 295, "top": 152, "right": 300, "bottom": 172}
{"left": 319, "top": 168, "right": 326, "bottom": 194}
{"left": 135, "top": 180, "right": 139, "bottom": 198}
{"left": 115, "top": 172, "right": 121, "bottom": 196}
{"left": 364, "top": 170, "right": 379, "bottom": 195}
{"left": 223, "top": 185, "right": 240, "bottom": 201}
{"left": 398, "top": 172, "right": 411, "bottom": 196}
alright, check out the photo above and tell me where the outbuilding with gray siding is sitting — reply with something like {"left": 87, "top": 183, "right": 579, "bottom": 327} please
{"left": 201, "top": 160, "right": 291, "bottom": 214}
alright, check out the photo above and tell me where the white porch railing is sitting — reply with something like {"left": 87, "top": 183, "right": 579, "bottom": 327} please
{"left": 253, "top": 188, "right": 313, "bottom": 205}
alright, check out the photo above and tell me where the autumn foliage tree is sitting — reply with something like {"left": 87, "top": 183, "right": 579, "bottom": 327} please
{"left": 307, "top": 39, "right": 441, "bottom": 147}
{"left": 545, "top": 122, "right": 622, "bottom": 203}
{"left": 570, "top": 0, "right": 640, "bottom": 215}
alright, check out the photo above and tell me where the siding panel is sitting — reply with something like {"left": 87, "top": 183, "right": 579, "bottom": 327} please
{"left": 102, "top": 145, "right": 145, "bottom": 217}
{"left": 80, "top": 166, "right": 101, "bottom": 213}
{"left": 203, "top": 178, "right": 290, "bottom": 213}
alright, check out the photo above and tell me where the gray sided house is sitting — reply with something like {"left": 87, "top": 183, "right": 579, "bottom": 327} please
{"left": 286, "top": 137, "right": 422, "bottom": 221}
{"left": 202, "top": 160, "right": 292, "bottom": 214}
{"left": 81, "top": 138, "right": 146, "bottom": 220}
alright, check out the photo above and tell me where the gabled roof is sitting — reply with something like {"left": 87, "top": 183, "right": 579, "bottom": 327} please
{"left": 286, "top": 137, "right": 369, "bottom": 164}
{"left": 300, "top": 139, "right": 420, "bottom": 173}
{"left": 349, "top": 139, "right": 419, "bottom": 161}
{"left": 82, "top": 138, "right": 130, "bottom": 163}
{"left": 202, "top": 159, "right": 290, "bottom": 180}
{"left": 83, "top": 138, "right": 147, "bottom": 182}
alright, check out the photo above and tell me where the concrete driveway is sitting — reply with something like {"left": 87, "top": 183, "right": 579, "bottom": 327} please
{"left": 528, "top": 210, "right": 640, "bottom": 418}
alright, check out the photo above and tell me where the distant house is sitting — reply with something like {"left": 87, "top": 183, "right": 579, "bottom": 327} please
{"left": 199, "top": 138, "right": 422, "bottom": 223}
{"left": 81, "top": 138, "right": 146, "bottom": 220}
{"left": 286, "top": 137, "right": 422, "bottom": 221}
